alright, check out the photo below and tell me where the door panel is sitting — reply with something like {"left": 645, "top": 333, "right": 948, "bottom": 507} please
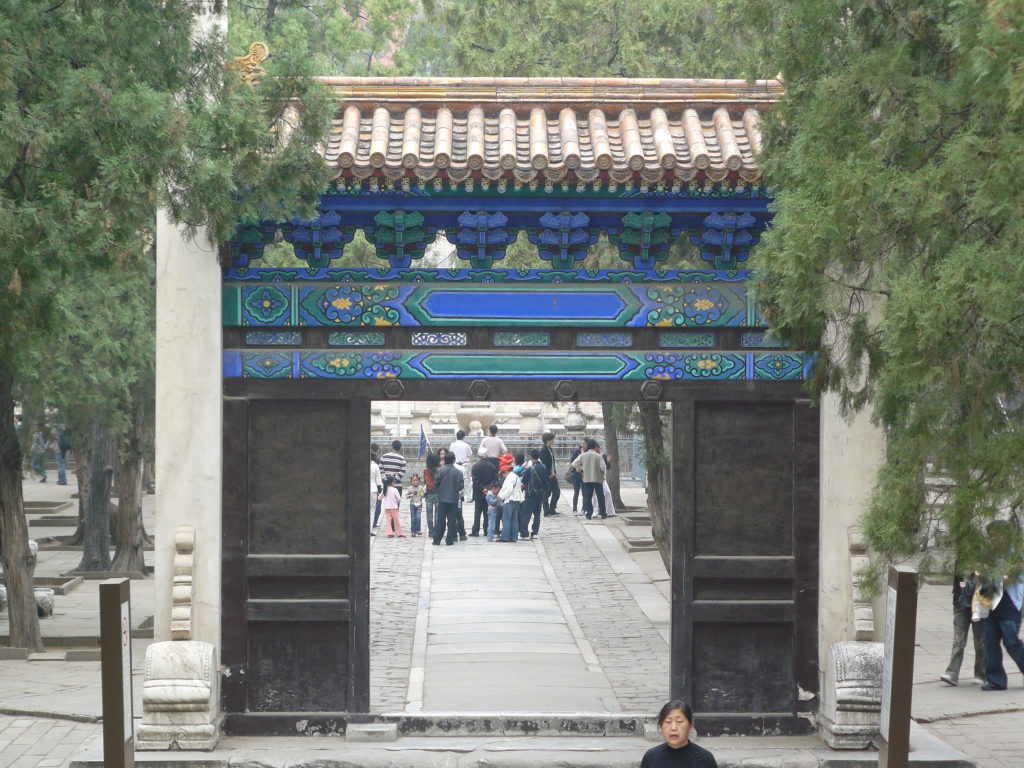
{"left": 671, "top": 398, "right": 819, "bottom": 733}
{"left": 222, "top": 395, "right": 370, "bottom": 717}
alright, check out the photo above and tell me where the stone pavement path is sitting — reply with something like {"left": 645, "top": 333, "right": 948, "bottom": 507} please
{"left": 419, "top": 532, "right": 620, "bottom": 712}
{"left": 369, "top": 487, "right": 668, "bottom": 713}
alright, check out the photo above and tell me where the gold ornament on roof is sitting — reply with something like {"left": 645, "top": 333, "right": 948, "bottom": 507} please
{"left": 233, "top": 42, "right": 269, "bottom": 84}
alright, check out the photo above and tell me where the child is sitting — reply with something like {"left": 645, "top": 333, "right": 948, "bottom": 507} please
{"left": 382, "top": 477, "right": 405, "bottom": 538}
{"left": 406, "top": 474, "right": 425, "bottom": 536}
{"left": 499, "top": 451, "right": 514, "bottom": 477}
{"left": 485, "top": 481, "right": 503, "bottom": 541}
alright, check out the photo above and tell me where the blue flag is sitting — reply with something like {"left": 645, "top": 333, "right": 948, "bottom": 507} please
{"left": 418, "top": 424, "right": 430, "bottom": 459}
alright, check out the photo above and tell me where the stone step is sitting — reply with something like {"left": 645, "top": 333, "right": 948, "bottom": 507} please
{"left": 24, "top": 500, "right": 74, "bottom": 515}
{"left": 33, "top": 575, "right": 83, "bottom": 595}
{"left": 620, "top": 513, "right": 651, "bottom": 527}
{"left": 28, "top": 515, "right": 80, "bottom": 527}
{"left": 223, "top": 712, "right": 654, "bottom": 738}
{"left": 621, "top": 525, "right": 657, "bottom": 553}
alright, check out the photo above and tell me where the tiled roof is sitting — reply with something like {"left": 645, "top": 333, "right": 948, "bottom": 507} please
{"left": 318, "top": 77, "right": 779, "bottom": 186}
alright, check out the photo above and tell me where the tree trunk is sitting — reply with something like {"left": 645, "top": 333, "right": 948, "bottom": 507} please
{"left": 0, "top": 370, "right": 44, "bottom": 651}
{"left": 601, "top": 401, "right": 626, "bottom": 508}
{"left": 62, "top": 433, "right": 90, "bottom": 546}
{"left": 111, "top": 395, "right": 146, "bottom": 575}
{"left": 639, "top": 402, "right": 671, "bottom": 573}
{"left": 73, "top": 422, "right": 114, "bottom": 572}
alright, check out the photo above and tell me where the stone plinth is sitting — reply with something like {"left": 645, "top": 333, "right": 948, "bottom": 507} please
{"left": 819, "top": 641, "right": 883, "bottom": 749}
{"left": 136, "top": 640, "right": 221, "bottom": 751}
{"left": 519, "top": 407, "right": 543, "bottom": 433}
{"left": 409, "top": 409, "right": 432, "bottom": 435}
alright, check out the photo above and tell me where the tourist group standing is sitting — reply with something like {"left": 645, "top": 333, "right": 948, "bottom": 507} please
{"left": 369, "top": 426, "right": 618, "bottom": 546}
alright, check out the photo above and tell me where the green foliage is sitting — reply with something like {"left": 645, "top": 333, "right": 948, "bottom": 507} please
{"left": 429, "top": 0, "right": 768, "bottom": 78}
{"left": 17, "top": 243, "right": 156, "bottom": 450}
{"left": 0, "top": 0, "right": 331, "bottom": 381}
{"left": 752, "top": 0, "right": 1024, "bottom": 576}
{"left": 229, "top": 0, "right": 421, "bottom": 76}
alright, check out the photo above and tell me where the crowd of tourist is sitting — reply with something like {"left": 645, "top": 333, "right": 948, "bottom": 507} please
{"left": 369, "top": 427, "right": 618, "bottom": 545}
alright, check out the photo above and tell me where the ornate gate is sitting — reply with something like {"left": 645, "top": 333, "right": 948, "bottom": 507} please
{"left": 218, "top": 77, "right": 819, "bottom": 735}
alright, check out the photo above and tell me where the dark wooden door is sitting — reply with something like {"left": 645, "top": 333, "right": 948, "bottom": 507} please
{"left": 671, "top": 398, "right": 818, "bottom": 734}
{"left": 222, "top": 395, "right": 370, "bottom": 720}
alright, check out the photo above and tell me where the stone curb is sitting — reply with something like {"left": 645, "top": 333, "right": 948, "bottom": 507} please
{"left": 914, "top": 706, "right": 1024, "bottom": 724}
{"left": 0, "top": 706, "right": 101, "bottom": 723}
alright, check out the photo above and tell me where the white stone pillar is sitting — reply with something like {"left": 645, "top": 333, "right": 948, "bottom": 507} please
{"left": 154, "top": 211, "right": 222, "bottom": 648}
{"left": 818, "top": 392, "right": 885, "bottom": 682}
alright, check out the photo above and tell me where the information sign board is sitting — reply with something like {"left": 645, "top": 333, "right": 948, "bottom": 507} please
{"left": 101, "top": 578, "right": 134, "bottom": 768}
{"left": 878, "top": 565, "right": 917, "bottom": 768}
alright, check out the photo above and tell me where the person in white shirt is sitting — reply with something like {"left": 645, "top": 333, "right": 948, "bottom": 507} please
{"left": 497, "top": 454, "right": 526, "bottom": 542}
{"left": 449, "top": 430, "right": 473, "bottom": 502}
{"left": 478, "top": 424, "right": 507, "bottom": 459}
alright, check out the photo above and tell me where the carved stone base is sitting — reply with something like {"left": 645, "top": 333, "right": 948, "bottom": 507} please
{"left": 136, "top": 640, "right": 221, "bottom": 751}
{"left": 34, "top": 587, "right": 54, "bottom": 618}
{"left": 0, "top": 585, "right": 54, "bottom": 616}
{"left": 819, "top": 641, "right": 883, "bottom": 749}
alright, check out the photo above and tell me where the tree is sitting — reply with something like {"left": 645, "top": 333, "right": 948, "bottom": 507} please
{"left": 600, "top": 402, "right": 625, "bottom": 510}
{"left": 751, "top": 0, "right": 1024, "bottom": 577}
{"left": 638, "top": 402, "right": 671, "bottom": 572}
{"left": 0, "top": 0, "right": 332, "bottom": 648}
{"left": 429, "top": 0, "right": 766, "bottom": 78}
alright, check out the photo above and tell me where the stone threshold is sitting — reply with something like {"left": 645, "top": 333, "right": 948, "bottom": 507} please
{"left": 68, "top": 722, "right": 975, "bottom": 768}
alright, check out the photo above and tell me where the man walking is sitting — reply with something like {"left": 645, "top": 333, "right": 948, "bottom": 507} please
{"left": 432, "top": 452, "right": 465, "bottom": 546}
{"left": 572, "top": 438, "right": 607, "bottom": 519}
{"left": 539, "top": 432, "right": 560, "bottom": 516}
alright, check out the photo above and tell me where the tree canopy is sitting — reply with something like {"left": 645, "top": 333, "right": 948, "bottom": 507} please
{"left": 752, "top": 0, "right": 1024, "bottom": 576}
{"left": 0, "top": 0, "right": 332, "bottom": 648}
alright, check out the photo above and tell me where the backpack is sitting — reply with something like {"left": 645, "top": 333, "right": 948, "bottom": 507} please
{"left": 524, "top": 463, "right": 547, "bottom": 497}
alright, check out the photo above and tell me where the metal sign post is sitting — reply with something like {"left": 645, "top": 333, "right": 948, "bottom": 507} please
{"left": 100, "top": 578, "right": 134, "bottom": 768}
{"left": 879, "top": 565, "right": 918, "bottom": 768}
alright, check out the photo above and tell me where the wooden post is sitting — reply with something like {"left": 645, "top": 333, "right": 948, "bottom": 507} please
{"left": 879, "top": 565, "right": 918, "bottom": 768}
{"left": 100, "top": 578, "right": 134, "bottom": 768}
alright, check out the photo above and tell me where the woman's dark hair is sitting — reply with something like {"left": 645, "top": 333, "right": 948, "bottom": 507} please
{"left": 425, "top": 453, "right": 440, "bottom": 470}
{"left": 657, "top": 700, "right": 693, "bottom": 726}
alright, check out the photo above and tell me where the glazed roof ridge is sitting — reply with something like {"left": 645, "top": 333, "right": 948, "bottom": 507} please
{"left": 314, "top": 76, "right": 783, "bottom": 107}
{"left": 319, "top": 76, "right": 779, "bottom": 185}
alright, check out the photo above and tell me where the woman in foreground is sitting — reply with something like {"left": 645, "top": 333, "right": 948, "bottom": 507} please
{"left": 640, "top": 700, "right": 717, "bottom": 768}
